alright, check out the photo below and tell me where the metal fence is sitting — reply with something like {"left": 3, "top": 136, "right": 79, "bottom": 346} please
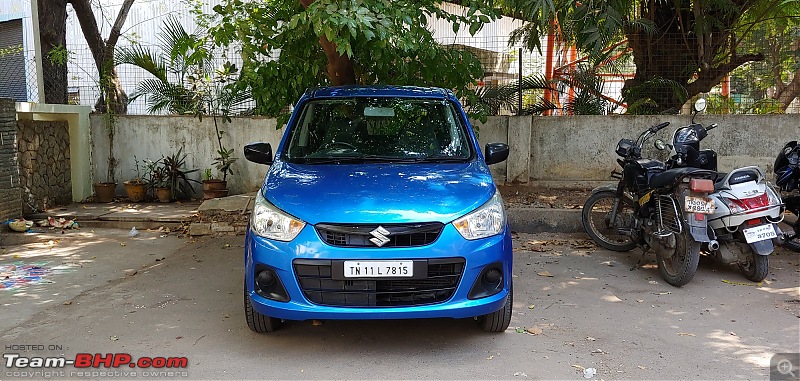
{"left": 4, "top": 19, "right": 798, "bottom": 115}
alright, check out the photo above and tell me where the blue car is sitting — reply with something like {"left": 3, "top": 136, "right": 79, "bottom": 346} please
{"left": 243, "top": 86, "right": 513, "bottom": 332}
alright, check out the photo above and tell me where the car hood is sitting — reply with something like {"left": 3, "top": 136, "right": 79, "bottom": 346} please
{"left": 262, "top": 161, "right": 496, "bottom": 225}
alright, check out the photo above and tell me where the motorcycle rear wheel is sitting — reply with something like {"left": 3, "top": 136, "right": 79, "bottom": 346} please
{"left": 581, "top": 191, "right": 637, "bottom": 252}
{"left": 738, "top": 251, "right": 769, "bottom": 282}
{"left": 656, "top": 227, "right": 700, "bottom": 287}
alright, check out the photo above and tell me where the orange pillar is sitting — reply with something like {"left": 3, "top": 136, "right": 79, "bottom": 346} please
{"left": 543, "top": 23, "right": 556, "bottom": 116}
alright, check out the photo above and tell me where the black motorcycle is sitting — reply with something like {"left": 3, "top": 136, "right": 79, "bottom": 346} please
{"left": 582, "top": 122, "right": 718, "bottom": 287}
{"left": 774, "top": 141, "right": 800, "bottom": 251}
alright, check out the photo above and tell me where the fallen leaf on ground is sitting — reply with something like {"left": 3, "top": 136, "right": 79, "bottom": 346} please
{"left": 63, "top": 301, "right": 72, "bottom": 305}
{"left": 571, "top": 365, "right": 586, "bottom": 371}
{"left": 487, "top": 355, "right": 494, "bottom": 360}
{"left": 653, "top": 291, "right": 672, "bottom": 295}
{"left": 528, "top": 304, "right": 536, "bottom": 310}
{"left": 637, "top": 366, "right": 647, "bottom": 370}
{"left": 526, "top": 327, "right": 543, "bottom": 335}
{"left": 722, "top": 279, "right": 763, "bottom": 287}
{"left": 110, "top": 336, "right": 118, "bottom": 341}
{"left": 677, "top": 332, "right": 696, "bottom": 337}
{"left": 636, "top": 299, "right": 644, "bottom": 303}
{"left": 120, "top": 243, "right": 126, "bottom": 247}
{"left": 591, "top": 349, "right": 604, "bottom": 354}
{"left": 585, "top": 336, "right": 596, "bottom": 341}
{"left": 312, "top": 320, "right": 323, "bottom": 326}
{"left": 515, "top": 327, "right": 526, "bottom": 333}
{"left": 537, "top": 271, "right": 553, "bottom": 277}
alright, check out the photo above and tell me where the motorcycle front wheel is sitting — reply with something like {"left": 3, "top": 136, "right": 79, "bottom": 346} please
{"left": 656, "top": 227, "right": 700, "bottom": 287}
{"left": 581, "top": 191, "right": 637, "bottom": 252}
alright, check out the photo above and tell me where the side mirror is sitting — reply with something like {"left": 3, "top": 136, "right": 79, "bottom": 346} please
{"left": 693, "top": 98, "right": 707, "bottom": 113}
{"left": 654, "top": 139, "right": 670, "bottom": 151}
{"left": 485, "top": 143, "right": 509, "bottom": 165}
{"left": 244, "top": 143, "right": 273, "bottom": 165}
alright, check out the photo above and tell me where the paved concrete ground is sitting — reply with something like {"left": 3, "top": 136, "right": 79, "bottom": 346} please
{"left": 1, "top": 230, "right": 798, "bottom": 380}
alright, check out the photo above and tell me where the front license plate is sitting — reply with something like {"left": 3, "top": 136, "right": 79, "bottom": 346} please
{"left": 685, "top": 196, "right": 716, "bottom": 214}
{"left": 743, "top": 224, "right": 777, "bottom": 243}
{"left": 343, "top": 260, "right": 413, "bottom": 278}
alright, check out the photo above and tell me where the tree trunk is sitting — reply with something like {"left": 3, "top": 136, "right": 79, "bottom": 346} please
{"left": 37, "top": 0, "right": 68, "bottom": 104}
{"left": 298, "top": 0, "right": 357, "bottom": 85}
{"left": 775, "top": 71, "right": 800, "bottom": 112}
{"left": 623, "top": 0, "right": 763, "bottom": 113}
{"left": 68, "top": 0, "right": 133, "bottom": 114}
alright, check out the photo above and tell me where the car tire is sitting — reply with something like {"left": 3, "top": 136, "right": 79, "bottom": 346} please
{"left": 478, "top": 285, "right": 512, "bottom": 333}
{"left": 244, "top": 282, "right": 282, "bottom": 333}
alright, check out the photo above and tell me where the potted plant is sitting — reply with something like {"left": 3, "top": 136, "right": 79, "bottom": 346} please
{"left": 203, "top": 147, "right": 237, "bottom": 199}
{"left": 123, "top": 156, "right": 148, "bottom": 202}
{"left": 160, "top": 147, "right": 200, "bottom": 202}
{"left": 94, "top": 111, "right": 118, "bottom": 202}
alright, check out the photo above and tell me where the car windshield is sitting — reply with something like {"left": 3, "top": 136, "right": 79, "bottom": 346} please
{"left": 283, "top": 97, "right": 473, "bottom": 164}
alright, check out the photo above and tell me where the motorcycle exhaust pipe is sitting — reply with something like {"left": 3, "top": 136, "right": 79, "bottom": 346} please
{"left": 707, "top": 240, "right": 720, "bottom": 251}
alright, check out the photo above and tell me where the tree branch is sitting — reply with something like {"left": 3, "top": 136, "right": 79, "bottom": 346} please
{"left": 687, "top": 53, "right": 764, "bottom": 94}
{"left": 68, "top": 0, "right": 106, "bottom": 70}
{"left": 106, "top": 0, "right": 135, "bottom": 50}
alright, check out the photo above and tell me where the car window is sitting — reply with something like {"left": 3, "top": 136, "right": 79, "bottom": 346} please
{"left": 283, "top": 97, "right": 473, "bottom": 163}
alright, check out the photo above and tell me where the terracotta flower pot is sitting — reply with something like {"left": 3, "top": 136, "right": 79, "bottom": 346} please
{"left": 203, "top": 189, "right": 229, "bottom": 199}
{"left": 155, "top": 187, "right": 172, "bottom": 203}
{"left": 203, "top": 180, "right": 228, "bottom": 199}
{"left": 124, "top": 181, "right": 148, "bottom": 202}
{"left": 93, "top": 182, "right": 117, "bottom": 203}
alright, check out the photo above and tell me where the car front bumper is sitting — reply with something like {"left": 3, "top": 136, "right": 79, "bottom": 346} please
{"left": 244, "top": 224, "right": 513, "bottom": 321}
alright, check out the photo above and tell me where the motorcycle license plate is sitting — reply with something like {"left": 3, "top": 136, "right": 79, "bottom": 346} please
{"left": 742, "top": 224, "right": 777, "bottom": 243}
{"left": 684, "top": 196, "right": 715, "bottom": 214}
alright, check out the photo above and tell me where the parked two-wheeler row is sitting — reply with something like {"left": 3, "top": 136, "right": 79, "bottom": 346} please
{"left": 582, "top": 99, "right": 786, "bottom": 287}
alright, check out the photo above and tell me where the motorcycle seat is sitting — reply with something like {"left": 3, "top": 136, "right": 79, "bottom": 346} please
{"left": 649, "top": 167, "right": 717, "bottom": 190}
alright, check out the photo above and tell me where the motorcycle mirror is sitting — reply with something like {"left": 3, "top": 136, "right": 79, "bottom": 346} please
{"left": 693, "top": 98, "right": 707, "bottom": 113}
{"left": 654, "top": 139, "right": 669, "bottom": 151}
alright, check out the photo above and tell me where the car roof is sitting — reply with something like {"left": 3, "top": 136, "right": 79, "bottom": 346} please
{"left": 306, "top": 86, "right": 452, "bottom": 99}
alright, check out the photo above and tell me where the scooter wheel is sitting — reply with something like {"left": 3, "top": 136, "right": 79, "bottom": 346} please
{"left": 739, "top": 252, "right": 769, "bottom": 282}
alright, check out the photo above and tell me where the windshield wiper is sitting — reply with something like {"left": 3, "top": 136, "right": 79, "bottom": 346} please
{"left": 415, "top": 155, "right": 470, "bottom": 163}
{"left": 298, "top": 155, "right": 416, "bottom": 164}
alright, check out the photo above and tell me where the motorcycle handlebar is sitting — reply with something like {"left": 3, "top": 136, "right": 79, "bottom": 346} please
{"left": 650, "top": 122, "right": 670, "bottom": 133}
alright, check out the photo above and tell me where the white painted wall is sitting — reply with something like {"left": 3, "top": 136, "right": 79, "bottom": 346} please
{"left": 91, "top": 114, "right": 799, "bottom": 197}
{"left": 90, "top": 114, "right": 284, "bottom": 196}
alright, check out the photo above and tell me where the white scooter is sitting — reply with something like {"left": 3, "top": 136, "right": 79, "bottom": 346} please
{"left": 655, "top": 99, "right": 784, "bottom": 281}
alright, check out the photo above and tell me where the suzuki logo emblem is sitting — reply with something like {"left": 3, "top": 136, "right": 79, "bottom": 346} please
{"left": 369, "top": 226, "right": 391, "bottom": 247}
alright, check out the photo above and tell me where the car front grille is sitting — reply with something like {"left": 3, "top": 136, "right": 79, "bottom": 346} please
{"left": 293, "top": 258, "right": 465, "bottom": 307}
{"left": 315, "top": 223, "right": 444, "bottom": 248}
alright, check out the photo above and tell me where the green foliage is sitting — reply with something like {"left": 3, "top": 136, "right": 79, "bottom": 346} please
{"left": 621, "top": 77, "right": 688, "bottom": 115}
{"left": 47, "top": 44, "right": 72, "bottom": 66}
{"left": 208, "top": 0, "right": 500, "bottom": 121}
{"left": 160, "top": 147, "right": 200, "bottom": 199}
{"left": 705, "top": 94, "right": 786, "bottom": 114}
{"left": 501, "top": 0, "right": 800, "bottom": 112}
{"left": 466, "top": 74, "right": 557, "bottom": 118}
{"left": 116, "top": 16, "right": 249, "bottom": 116}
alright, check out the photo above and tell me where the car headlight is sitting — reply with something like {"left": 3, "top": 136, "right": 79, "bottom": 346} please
{"left": 251, "top": 190, "right": 306, "bottom": 241}
{"left": 453, "top": 191, "right": 506, "bottom": 240}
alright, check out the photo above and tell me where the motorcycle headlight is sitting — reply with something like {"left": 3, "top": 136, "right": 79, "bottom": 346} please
{"left": 453, "top": 191, "right": 506, "bottom": 240}
{"left": 251, "top": 190, "right": 306, "bottom": 241}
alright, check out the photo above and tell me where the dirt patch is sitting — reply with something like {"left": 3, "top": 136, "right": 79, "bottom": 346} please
{"left": 498, "top": 184, "right": 590, "bottom": 209}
